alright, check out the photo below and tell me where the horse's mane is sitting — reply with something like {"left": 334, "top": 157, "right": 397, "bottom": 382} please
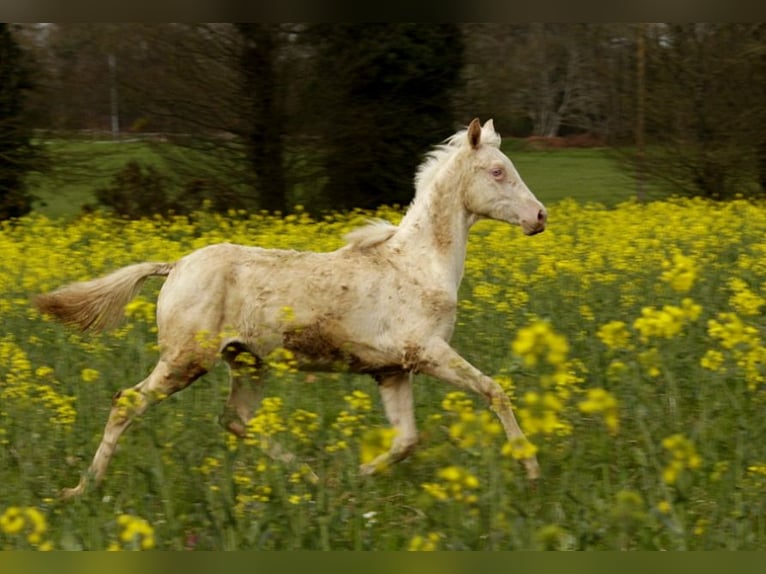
{"left": 344, "top": 218, "right": 398, "bottom": 249}
{"left": 344, "top": 121, "right": 501, "bottom": 250}
{"left": 414, "top": 122, "right": 501, "bottom": 194}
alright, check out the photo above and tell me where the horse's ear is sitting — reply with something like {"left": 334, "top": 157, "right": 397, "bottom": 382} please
{"left": 467, "top": 118, "right": 482, "bottom": 149}
{"left": 483, "top": 119, "right": 495, "bottom": 133}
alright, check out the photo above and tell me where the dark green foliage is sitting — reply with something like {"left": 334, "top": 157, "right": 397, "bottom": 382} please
{"left": 95, "top": 161, "right": 173, "bottom": 218}
{"left": 306, "top": 24, "right": 465, "bottom": 211}
{"left": 0, "top": 24, "right": 45, "bottom": 220}
{"left": 94, "top": 160, "right": 244, "bottom": 218}
{"left": 627, "top": 24, "right": 766, "bottom": 199}
{"left": 236, "top": 24, "right": 288, "bottom": 214}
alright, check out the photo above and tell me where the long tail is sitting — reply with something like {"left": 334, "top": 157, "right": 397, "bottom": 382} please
{"left": 34, "top": 262, "right": 175, "bottom": 332}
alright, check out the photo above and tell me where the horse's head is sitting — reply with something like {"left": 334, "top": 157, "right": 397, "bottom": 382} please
{"left": 461, "top": 118, "right": 547, "bottom": 236}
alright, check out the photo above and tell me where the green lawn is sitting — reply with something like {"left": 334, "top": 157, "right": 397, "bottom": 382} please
{"left": 509, "top": 147, "right": 657, "bottom": 206}
{"left": 28, "top": 138, "right": 172, "bottom": 219}
{"left": 25, "top": 138, "right": 659, "bottom": 219}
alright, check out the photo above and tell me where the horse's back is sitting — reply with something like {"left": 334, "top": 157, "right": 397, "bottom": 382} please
{"left": 155, "top": 241, "right": 455, "bottom": 367}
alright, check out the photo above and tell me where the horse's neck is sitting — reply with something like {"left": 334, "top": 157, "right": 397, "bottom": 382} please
{"left": 394, "top": 179, "right": 473, "bottom": 292}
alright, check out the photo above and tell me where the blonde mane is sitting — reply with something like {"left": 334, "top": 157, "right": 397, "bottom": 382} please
{"left": 344, "top": 219, "right": 398, "bottom": 249}
{"left": 345, "top": 122, "right": 502, "bottom": 250}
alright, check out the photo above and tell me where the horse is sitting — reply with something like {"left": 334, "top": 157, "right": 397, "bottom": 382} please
{"left": 35, "top": 118, "right": 547, "bottom": 498}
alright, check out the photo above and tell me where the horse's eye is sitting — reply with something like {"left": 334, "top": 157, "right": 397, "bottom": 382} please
{"left": 490, "top": 168, "right": 504, "bottom": 179}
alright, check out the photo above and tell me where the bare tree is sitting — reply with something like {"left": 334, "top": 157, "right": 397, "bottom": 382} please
{"left": 458, "top": 24, "right": 635, "bottom": 141}
{"left": 636, "top": 23, "right": 766, "bottom": 198}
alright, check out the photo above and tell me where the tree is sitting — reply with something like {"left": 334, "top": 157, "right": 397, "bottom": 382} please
{"left": 0, "top": 23, "right": 43, "bottom": 220}
{"left": 457, "top": 24, "right": 635, "bottom": 141}
{"left": 117, "top": 24, "right": 292, "bottom": 212}
{"left": 236, "top": 24, "right": 287, "bottom": 213}
{"left": 305, "top": 24, "right": 465, "bottom": 211}
{"left": 634, "top": 24, "right": 766, "bottom": 199}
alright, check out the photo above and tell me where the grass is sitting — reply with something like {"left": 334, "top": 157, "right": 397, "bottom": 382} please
{"left": 25, "top": 137, "right": 656, "bottom": 220}
{"left": 2, "top": 196, "right": 766, "bottom": 550}
{"left": 510, "top": 148, "right": 659, "bottom": 206}
{"left": 4, "top": 138, "right": 764, "bottom": 550}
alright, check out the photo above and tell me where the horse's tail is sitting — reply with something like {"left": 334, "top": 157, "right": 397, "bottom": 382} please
{"left": 34, "top": 262, "right": 175, "bottom": 333}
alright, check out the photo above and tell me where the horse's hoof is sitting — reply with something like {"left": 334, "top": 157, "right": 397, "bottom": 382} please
{"left": 59, "top": 485, "right": 84, "bottom": 500}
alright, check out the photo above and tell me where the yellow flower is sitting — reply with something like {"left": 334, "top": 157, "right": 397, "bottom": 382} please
{"left": 265, "top": 347, "right": 298, "bottom": 374}
{"left": 344, "top": 389, "right": 372, "bottom": 412}
{"left": 728, "top": 278, "right": 765, "bottom": 316}
{"left": 245, "top": 396, "right": 287, "bottom": 445}
{"left": 502, "top": 437, "right": 538, "bottom": 460}
{"left": 359, "top": 427, "right": 398, "bottom": 466}
{"left": 700, "top": 349, "right": 725, "bottom": 372}
{"left": 115, "top": 514, "right": 156, "bottom": 550}
{"left": 661, "top": 252, "right": 697, "bottom": 293}
{"left": 113, "top": 388, "right": 145, "bottom": 421}
{"left": 511, "top": 320, "right": 569, "bottom": 368}
{"left": 288, "top": 409, "right": 320, "bottom": 444}
{"left": 448, "top": 409, "right": 502, "bottom": 450}
{"left": 578, "top": 388, "right": 620, "bottom": 434}
{"left": 597, "top": 320, "right": 632, "bottom": 350}
{"left": 0, "top": 507, "right": 25, "bottom": 535}
{"left": 423, "top": 466, "right": 480, "bottom": 505}
{"left": 421, "top": 482, "right": 448, "bottom": 501}
{"left": 80, "top": 367, "right": 100, "bottom": 382}
{"left": 0, "top": 506, "right": 52, "bottom": 549}
{"left": 442, "top": 391, "right": 474, "bottom": 413}
{"left": 407, "top": 532, "right": 442, "bottom": 551}
{"left": 661, "top": 433, "right": 702, "bottom": 485}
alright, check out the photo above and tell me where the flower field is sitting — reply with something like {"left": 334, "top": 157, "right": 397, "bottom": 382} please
{"left": 2, "top": 197, "right": 766, "bottom": 550}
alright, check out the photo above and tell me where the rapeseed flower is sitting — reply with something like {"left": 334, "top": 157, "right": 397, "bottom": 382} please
{"left": 660, "top": 252, "right": 698, "bottom": 293}
{"left": 359, "top": 427, "right": 398, "bottom": 467}
{"left": 597, "top": 320, "right": 632, "bottom": 351}
{"left": 80, "top": 367, "right": 100, "bottom": 382}
{"left": 112, "top": 514, "right": 155, "bottom": 550}
{"left": 661, "top": 433, "right": 701, "bottom": 485}
{"left": 728, "top": 278, "right": 765, "bottom": 317}
{"left": 578, "top": 388, "right": 620, "bottom": 434}
{"left": 288, "top": 409, "right": 320, "bottom": 444}
{"left": 0, "top": 506, "right": 52, "bottom": 549}
{"left": 422, "top": 465, "right": 480, "bottom": 506}
{"left": 511, "top": 320, "right": 569, "bottom": 368}
{"left": 632, "top": 299, "right": 701, "bottom": 343}
{"left": 407, "top": 531, "right": 442, "bottom": 551}
{"left": 518, "top": 390, "right": 570, "bottom": 436}
{"left": 700, "top": 349, "right": 725, "bottom": 372}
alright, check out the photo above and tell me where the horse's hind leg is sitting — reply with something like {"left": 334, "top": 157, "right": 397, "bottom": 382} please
{"left": 61, "top": 350, "right": 211, "bottom": 499}
{"left": 218, "top": 344, "right": 308, "bottom": 471}
{"left": 360, "top": 372, "right": 418, "bottom": 475}
{"left": 218, "top": 343, "right": 265, "bottom": 438}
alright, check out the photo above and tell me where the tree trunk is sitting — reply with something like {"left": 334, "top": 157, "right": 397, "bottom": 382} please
{"left": 237, "top": 24, "right": 287, "bottom": 213}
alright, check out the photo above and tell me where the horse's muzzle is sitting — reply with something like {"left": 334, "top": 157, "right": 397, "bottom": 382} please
{"left": 522, "top": 207, "right": 547, "bottom": 235}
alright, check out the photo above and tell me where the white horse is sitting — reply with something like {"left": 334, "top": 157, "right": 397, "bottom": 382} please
{"left": 35, "top": 118, "right": 547, "bottom": 498}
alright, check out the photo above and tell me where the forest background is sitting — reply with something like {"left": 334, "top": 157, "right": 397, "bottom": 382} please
{"left": 2, "top": 23, "right": 766, "bottom": 220}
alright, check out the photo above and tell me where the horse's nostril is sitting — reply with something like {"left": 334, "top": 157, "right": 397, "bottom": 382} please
{"left": 537, "top": 209, "right": 547, "bottom": 222}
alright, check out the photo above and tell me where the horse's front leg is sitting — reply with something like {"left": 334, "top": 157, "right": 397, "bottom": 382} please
{"left": 360, "top": 371, "right": 418, "bottom": 475}
{"left": 416, "top": 337, "right": 540, "bottom": 481}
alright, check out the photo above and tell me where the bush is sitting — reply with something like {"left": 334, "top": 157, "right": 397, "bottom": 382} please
{"left": 94, "top": 161, "right": 246, "bottom": 218}
{"left": 95, "top": 161, "right": 173, "bottom": 218}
